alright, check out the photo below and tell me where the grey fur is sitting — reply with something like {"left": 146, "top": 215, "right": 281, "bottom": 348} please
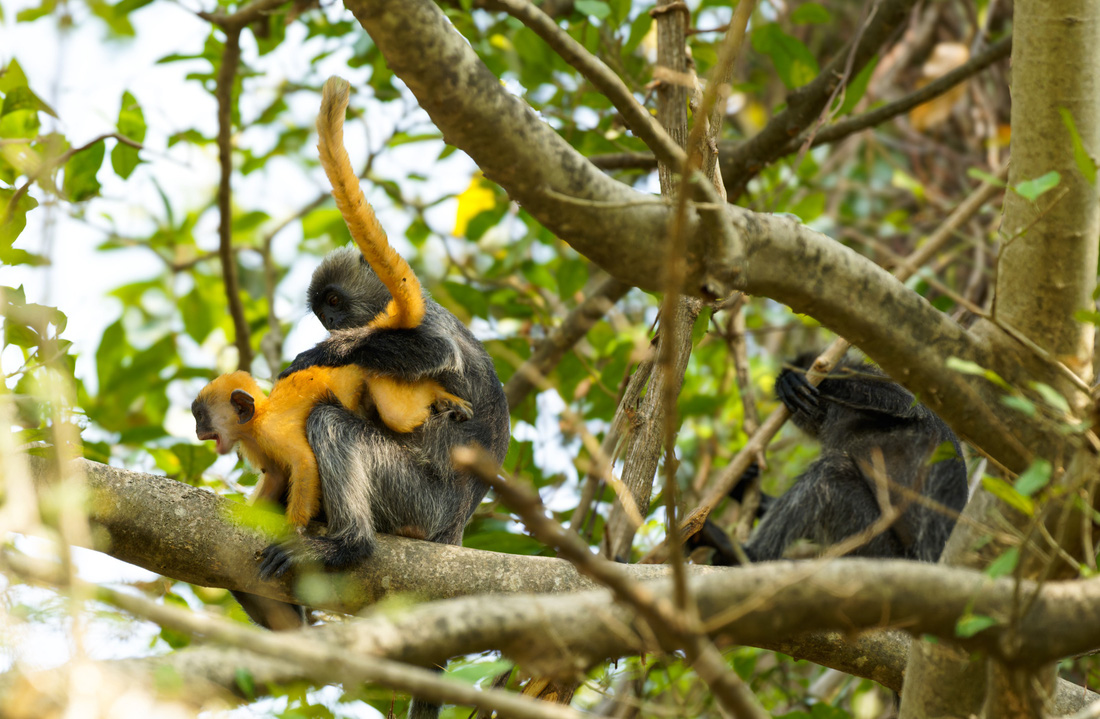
{"left": 271, "top": 244, "right": 510, "bottom": 719}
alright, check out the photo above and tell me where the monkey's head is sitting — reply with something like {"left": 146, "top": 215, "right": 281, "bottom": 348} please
{"left": 192, "top": 371, "right": 265, "bottom": 455}
{"left": 307, "top": 246, "right": 394, "bottom": 331}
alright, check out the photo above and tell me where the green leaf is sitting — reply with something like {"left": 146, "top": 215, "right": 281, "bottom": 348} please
{"left": 111, "top": 90, "right": 146, "bottom": 179}
{"left": 180, "top": 283, "right": 219, "bottom": 344}
{"left": 928, "top": 440, "right": 959, "bottom": 464}
{"left": 0, "top": 189, "right": 38, "bottom": 247}
{"left": 1000, "top": 395, "right": 1036, "bottom": 417}
{"left": 1014, "top": 171, "right": 1061, "bottom": 202}
{"left": 446, "top": 659, "right": 515, "bottom": 685}
{"left": 985, "top": 547, "right": 1019, "bottom": 578}
{"left": 1030, "top": 382, "right": 1069, "bottom": 413}
{"left": 751, "top": 23, "right": 819, "bottom": 89}
{"left": 1074, "top": 309, "right": 1100, "bottom": 326}
{"left": 1014, "top": 459, "right": 1051, "bottom": 498}
{"left": 574, "top": 0, "right": 611, "bottom": 20}
{"left": 62, "top": 141, "right": 105, "bottom": 202}
{"left": 791, "top": 3, "right": 831, "bottom": 24}
{"left": 956, "top": 613, "right": 997, "bottom": 638}
{"left": 2, "top": 87, "right": 41, "bottom": 116}
{"left": 0, "top": 59, "right": 29, "bottom": 94}
{"left": 946, "top": 356, "right": 1009, "bottom": 389}
{"left": 234, "top": 667, "right": 256, "bottom": 699}
{"left": 443, "top": 281, "right": 489, "bottom": 319}
{"left": 556, "top": 259, "right": 588, "bottom": 300}
{"left": 788, "top": 192, "right": 825, "bottom": 222}
{"left": 981, "top": 475, "right": 1034, "bottom": 516}
{"left": 1059, "top": 107, "right": 1098, "bottom": 185}
{"left": 966, "top": 168, "right": 1007, "bottom": 187}
{"left": 834, "top": 57, "right": 877, "bottom": 117}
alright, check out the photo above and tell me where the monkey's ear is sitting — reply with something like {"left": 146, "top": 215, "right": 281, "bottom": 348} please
{"left": 230, "top": 389, "right": 256, "bottom": 424}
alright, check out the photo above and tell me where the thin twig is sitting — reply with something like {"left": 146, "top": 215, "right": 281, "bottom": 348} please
{"left": 197, "top": 0, "right": 289, "bottom": 29}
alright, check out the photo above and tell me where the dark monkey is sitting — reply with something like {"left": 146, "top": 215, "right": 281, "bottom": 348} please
{"left": 698, "top": 354, "right": 968, "bottom": 565}
{"left": 268, "top": 78, "right": 510, "bottom": 719}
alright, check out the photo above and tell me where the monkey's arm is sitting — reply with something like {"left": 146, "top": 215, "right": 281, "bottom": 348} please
{"left": 778, "top": 363, "right": 920, "bottom": 426}
{"left": 280, "top": 325, "right": 461, "bottom": 381}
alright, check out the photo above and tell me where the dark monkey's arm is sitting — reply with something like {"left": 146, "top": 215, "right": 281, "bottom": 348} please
{"left": 280, "top": 320, "right": 463, "bottom": 382}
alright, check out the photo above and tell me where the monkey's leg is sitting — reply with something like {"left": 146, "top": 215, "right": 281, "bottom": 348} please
{"left": 744, "top": 457, "right": 904, "bottom": 561}
{"left": 230, "top": 591, "right": 307, "bottom": 630}
{"left": 367, "top": 376, "right": 471, "bottom": 433}
{"left": 284, "top": 453, "right": 323, "bottom": 528}
{"left": 258, "top": 439, "right": 324, "bottom": 579}
{"left": 232, "top": 467, "right": 309, "bottom": 627}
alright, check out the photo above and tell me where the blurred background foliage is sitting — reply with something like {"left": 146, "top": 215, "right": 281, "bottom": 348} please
{"left": 0, "top": 0, "right": 1041, "bottom": 716}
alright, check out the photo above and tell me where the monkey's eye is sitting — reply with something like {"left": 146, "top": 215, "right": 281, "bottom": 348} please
{"left": 326, "top": 293, "right": 340, "bottom": 307}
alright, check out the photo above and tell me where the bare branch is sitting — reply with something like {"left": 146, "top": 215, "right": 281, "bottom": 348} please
{"left": 214, "top": 27, "right": 253, "bottom": 371}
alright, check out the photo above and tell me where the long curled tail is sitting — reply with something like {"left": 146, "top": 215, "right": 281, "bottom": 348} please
{"left": 317, "top": 76, "right": 425, "bottom": 330}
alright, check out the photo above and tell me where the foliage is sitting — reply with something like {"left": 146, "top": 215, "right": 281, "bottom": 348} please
{"left": 0, "top": 0, "right": 1058, "bottom": 717}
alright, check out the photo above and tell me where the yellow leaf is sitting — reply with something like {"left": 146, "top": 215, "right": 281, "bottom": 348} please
{"left": 454, "top": 173, "right": 497, "bottom": 237}
{"left": 909, "top": 42, "right": 970, "bottom": 132}
{"left": 489, "top": 33, "right": 512, "bottom": 51}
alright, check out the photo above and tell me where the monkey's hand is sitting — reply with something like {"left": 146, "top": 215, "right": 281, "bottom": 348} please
{"left": 687, "top": 519, "right": 744, "bottom": 567}
{"left": 775, "top": 367, "right": 821, "bottom": 418}
{"left": 279, "top": 346, "right": 330, "bottom": 379}
{"left": 727, "top": 462, "right": 761, "bottom": 504}
{"left": 258, "top": 528, "right": 315, "bottom": 580}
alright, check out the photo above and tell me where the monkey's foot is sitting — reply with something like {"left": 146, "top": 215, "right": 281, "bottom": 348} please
{"left": 258, "top": 533, "right": 375, "bottom": 579}
{"left": 775, "top": 368, "right": 820, "bottom": 416}
{"left": 438, "top": 396, "right": 474, "bottom": 422}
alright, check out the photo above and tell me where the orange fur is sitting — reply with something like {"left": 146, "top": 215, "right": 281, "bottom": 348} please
{"left": 317, "top": 76, "right": 424, "bottom": 331}
{"left": 195, "top": 369, "right": 470, "bottom": 527}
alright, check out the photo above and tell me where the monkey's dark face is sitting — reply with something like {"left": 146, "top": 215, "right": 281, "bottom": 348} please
{"left": 193, "top": 397, "right": 235, "bottom": 454}
{"left": 314, "top": 285, "right": 350, "bottom": 331}
{"left": 307, "top": 246, "right": 393, "bottom": 331}
{"left": 193, "top": 372, "right": 262, "bottom": 455}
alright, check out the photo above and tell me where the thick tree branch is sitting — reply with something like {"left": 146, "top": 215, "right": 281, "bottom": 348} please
{"left": 3, "top": 549, "right": 586, "bottom": 719}
{"left": 21, "top": 455, "right": 1100, "bottom": 714}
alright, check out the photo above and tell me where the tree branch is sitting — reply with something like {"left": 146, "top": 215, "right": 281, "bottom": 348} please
{"left": 214, "top": 27, "right": 253, "bottom": 371}
{"left": 19, "top": 455, "right": 1100, "bottom": 713}
{"left": 586, "top": 35, "right": 1013, "bottom": 181}
{"left": 720, "top": 0, "right": 920, "bottom": 199}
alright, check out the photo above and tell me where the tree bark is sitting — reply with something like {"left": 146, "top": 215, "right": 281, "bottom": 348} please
{"left": 901, "top": 2, "right": 1100, "bottom": 717}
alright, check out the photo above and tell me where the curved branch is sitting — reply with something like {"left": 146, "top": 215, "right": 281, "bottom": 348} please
{"left": 587, "top": 35, "right": 1013, "bottom": 179}
{"left": 341, "top": 0, "right": 1067, "bottom": 471}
